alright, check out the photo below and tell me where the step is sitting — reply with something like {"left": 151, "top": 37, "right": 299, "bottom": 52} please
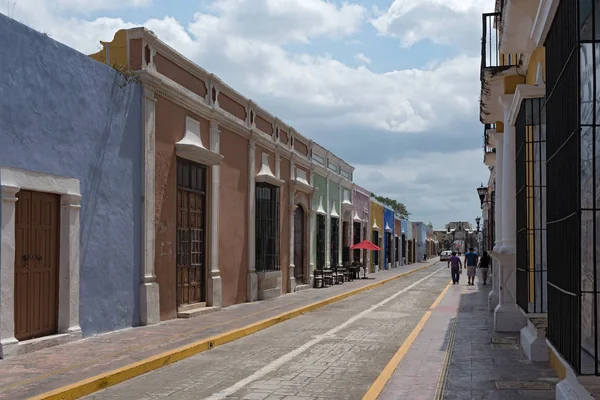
{"left": 177, "top": 306, "right": 219, "bottom": 319}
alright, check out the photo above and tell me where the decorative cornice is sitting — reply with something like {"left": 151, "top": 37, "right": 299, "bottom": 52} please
{"left": 507, "top": 84, "right": 546, "bottom": 127}
{"left": 530, "top": 0, "right": 560, "bottom": 48}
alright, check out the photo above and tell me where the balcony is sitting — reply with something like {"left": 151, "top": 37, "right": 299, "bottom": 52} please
{"left": 483, "top": 124, "right": 497, "bottom": 166}
{"left": 480, "top": 10, "right": 520, "bottom": 124}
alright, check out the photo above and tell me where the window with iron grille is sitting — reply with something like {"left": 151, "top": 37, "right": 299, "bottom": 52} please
{"left": 330, "top": 217, "right": 339, "bottom": 267}
{"left": 545, "top": 0, "right": 583, "bottom": 374}
{"left": 385, "top": 232, "right": 392, "bottom": 264}
{"left": 516, "top": 98, "right": 547, "bottom": 314}
{"left": 353, "top": 222, "right": 361, "bottom": 260}
{"left": 372, "top": 230, "right": 379, "bottom": 266}
{"left": 255, "top": 184, "right": 280, "bottom": 272}
{"left": 316, "top": 215, "right": 326, "bottom": 269}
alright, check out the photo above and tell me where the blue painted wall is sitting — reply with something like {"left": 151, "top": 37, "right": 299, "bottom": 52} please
{"left": 0, "top": 15, "right": 142, "bottom": 336}
{"left": 383, "top": 207, "right": 395, "bottom": 269}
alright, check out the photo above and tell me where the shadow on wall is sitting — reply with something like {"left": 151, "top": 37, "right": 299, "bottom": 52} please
{"left": 0, "top": 14, "right": 143, "bottom": 336}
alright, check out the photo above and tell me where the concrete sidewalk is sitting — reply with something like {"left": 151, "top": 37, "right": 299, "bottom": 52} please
{"left": 0, "top": 259, "right": 438, "bottom": 400}
{"left": 378, "top": 274, "right": 558, "bottom": 400}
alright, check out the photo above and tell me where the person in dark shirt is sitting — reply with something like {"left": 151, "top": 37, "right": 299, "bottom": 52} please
{"left": 447, "top": 252, "right": 462, "bottom": 284}
{"left": 464, "top": 247, "right": 479, "bottom": 286}
{"left": 478, "top": 251, "right": 491, "bottom": 285}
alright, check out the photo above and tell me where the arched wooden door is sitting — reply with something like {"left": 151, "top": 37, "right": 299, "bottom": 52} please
{"left": 293, "top": 206, "right": 304, "bottom": 282}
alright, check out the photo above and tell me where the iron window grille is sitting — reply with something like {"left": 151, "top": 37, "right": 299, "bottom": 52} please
{"left": 545, "top": 0, "right": 582, "bottom": 375}
{"left": 255, "top": 183, "right": 280, "bottom": 272}
{"left": 385, "top": 232, "right": 392, "bottom": 264}
{"left": 353, "top": 222, "right": 361, "bottom": 261}
{"left": 330, "top": 217, "right": 339, "bottom": 267}
{"left": 372, "top": 231, "right": 379, "bottom": 266}
{"left": 316, "top": 215, "right": 326, "bottom": 270}
{"left": 516, "top": 98, "right": 547, "bottom": 314}
{"left": 395, "top": 236, "right": 400, "bottom": 263}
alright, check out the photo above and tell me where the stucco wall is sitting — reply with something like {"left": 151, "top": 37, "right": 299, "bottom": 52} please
{"left": 219, "top": 128, "right": 248, "bottom": 306}
{"left": 0, "top": 15, "right": 142, "bottom": 336}
{"left": 352, "top": 190, "right": 370, "bottom": 222}
{"left": 369, "top": 201, "right": 384, "bottom": 272}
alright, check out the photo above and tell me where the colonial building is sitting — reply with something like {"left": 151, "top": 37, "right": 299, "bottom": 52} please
{"left": 0, "top": 15, "right": 143, "bottom": 357}
{"left": 477, "top": 1, "right": 600, "bottom": 398}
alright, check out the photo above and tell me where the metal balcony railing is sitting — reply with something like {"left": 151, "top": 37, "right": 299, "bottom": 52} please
{"left": 484, "top": 123, "right": 496, "bottom": 154}
{"left": 481, "top": 11, "right": 518, "bottom": 80}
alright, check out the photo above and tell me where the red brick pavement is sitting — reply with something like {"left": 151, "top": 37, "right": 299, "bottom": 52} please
{"left": 0, "top": 259, "right": 439, "bottom": 400}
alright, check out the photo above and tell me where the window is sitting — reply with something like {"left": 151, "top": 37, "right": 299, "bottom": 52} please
{"left": 340, "top": 169, "right": 351, "bottom": 180}
{"left": 353, "top": 222, "right": 361, "bottom": 260}
{"left": 255, "top": 184, "right": 280, "bottom": 272}
{"left": 316, "top": 215, "right": 326, "bottom": 269}
{"left": 385, "top": 232, "right": 392, "bottom": 264}
{"left": 312, "top": 153, "right": 325, "bottom": 165}
{"left": 515, "top": 98, "right": 547, "bottom": 315}
{"left": 330, "top": 217, "right": 339, "bottom": 267}
{"left": 372, "top": 231, "right": 379, "bottom": 266}
{"left": 328, "top": 161, "right": 338, "bottom": 173}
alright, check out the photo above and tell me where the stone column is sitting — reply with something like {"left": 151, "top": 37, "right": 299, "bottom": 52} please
{"left": 0, "top": 185, "right": 19, "bottom": 357}
{"left": 59, "top": 194, "right": 83, "bottom": 335}
{"left": 494, "top": 94, "right": 526, "bottom": 332}
{"left": 309, "top": 170, "right": 316, "bottom": 279}
{"left": 489, "top": 131, "right": 504, "bottom": 311}
{"left": 325, "top": 175, "right": 331, "bottom": 268}
{"left": 338, "top": 182, "right": 343, "bottom": 267}
{"left": 208, "top": 121, "right": 223, "bottom": 307}
{"left": 247, "top": 138, "right": 258, "bottom": 302}
{"left": 140, "top": 85, "right": 160, "bottom": 325}
{"left": 288, "top": 159, "right": 296, "bottom": 293}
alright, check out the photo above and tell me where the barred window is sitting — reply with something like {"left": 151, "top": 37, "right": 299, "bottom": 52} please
{"left": 316, "top": 215, "right": 326, "bottom": 269}
{"left": 330, "top": 217, "right": 339, "bottom": 267}
{"left": 372, "top": 230, "right": 379, "bottom": 266}
{"left": 255, "top": 184, "right": 280, "bottom": 272}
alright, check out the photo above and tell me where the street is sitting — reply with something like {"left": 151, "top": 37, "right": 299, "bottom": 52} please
{"left": 84, "top": 262, "right": 449, "bottom": 399}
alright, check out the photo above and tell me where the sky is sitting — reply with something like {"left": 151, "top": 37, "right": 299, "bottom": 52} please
{"left": 1, "top": 0, "right": 491, "bottom": 228}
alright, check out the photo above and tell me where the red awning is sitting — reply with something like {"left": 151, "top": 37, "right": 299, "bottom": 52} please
{"left": 350, "top": 240, "right": 381, "bottom": 251}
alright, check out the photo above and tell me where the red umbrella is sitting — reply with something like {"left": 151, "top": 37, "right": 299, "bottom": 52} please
{"left": 350, "top": 240, "right": 381, "bottom": 251}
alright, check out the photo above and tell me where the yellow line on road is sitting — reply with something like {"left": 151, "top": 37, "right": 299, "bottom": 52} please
{"left": 362, "top": 279, "right": 452, "bottom": 400}
{"left": 29, "top": 262, "right": 438, "bottom": 400}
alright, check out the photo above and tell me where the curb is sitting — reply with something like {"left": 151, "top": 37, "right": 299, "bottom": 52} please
{"left": 30, "top": 261, "right": 438, "bottom": 400}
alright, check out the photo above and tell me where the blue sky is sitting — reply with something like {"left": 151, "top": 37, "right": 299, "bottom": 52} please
{"left": 6, "top": 0, "right": 491, "bottom": 227}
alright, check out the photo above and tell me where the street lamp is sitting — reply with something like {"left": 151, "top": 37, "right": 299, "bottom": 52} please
{"left": 477, "top": 184, "right": 488, "bottom": 206}
{"left": 475, "top": 216, "right": 481, "bottom": 232}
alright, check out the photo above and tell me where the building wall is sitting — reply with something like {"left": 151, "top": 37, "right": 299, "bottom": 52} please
{"left": 279, "top": 158, "right": 291, "bottom": 293}
{"left": 383, "top": 208, "right": 395, "bottom": 269}
{"left": 0, "top": 16, "right": 142, "bottom": 336}
{"left": 526, "top": 47, "right": 546, "bottom": 85}
{"left": 219, "top": 128, "right": 249, "bottom": 306}
{"left": 369, "top": 201, "right": 384, "bottom": 272}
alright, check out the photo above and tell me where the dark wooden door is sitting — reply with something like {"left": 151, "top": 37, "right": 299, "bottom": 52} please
{"left": 293, "top": 206, "right": 304, "bottom": 281}
{"left": 14, "top": 190, "right": 60, "bottom": 341}
{"left": 176, "top": 159, "right": 207, "bottom": 307}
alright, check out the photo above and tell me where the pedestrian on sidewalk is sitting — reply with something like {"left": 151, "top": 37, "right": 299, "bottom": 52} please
{"left": 478, "top": 251, "right": 491, "bottom": 285}
{"left": 447, "top": 251, "right": 462, "bottom": 284}
{"left": 464, "top": 247, "right": 479, "bottom": 286}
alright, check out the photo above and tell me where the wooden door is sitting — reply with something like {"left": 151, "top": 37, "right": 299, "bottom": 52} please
{"left": 14, "top": 190, "right": 60, "bottom": 341}
{"left": 176, "top": 159, "right": 207, "bottom": 307}
{"left": 293, "top": 206, "right": 304, "bottom": 281}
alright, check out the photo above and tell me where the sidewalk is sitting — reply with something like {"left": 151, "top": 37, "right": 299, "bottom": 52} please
{"left": 378, "top": 276, "right": 558, "bottom": 400}
{"left": 0, "top": 259, "right": 438, "bottom": 400}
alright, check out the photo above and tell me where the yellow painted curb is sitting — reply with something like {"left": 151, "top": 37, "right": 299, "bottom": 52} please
{"left": 30, "top": 261, "right": 438, "bottom": 400}
{"left": 362, "top": 279, "right": 452, "bottom": 400}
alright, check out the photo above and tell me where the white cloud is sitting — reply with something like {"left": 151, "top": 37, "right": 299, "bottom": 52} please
{"left": 7, "top": 0, "right": 488, "bottom": 226}
{"left": 354, "top": 149, "right": 489, "bottom": 223}
{"left": 355, "top": 52, "right": 371, "bottom": 64}
{"left": 371, "top": 0, "right": 488, "bottom": 49}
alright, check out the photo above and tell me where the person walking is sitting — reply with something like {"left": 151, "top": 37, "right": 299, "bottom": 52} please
{"left": 478, "top": 251, "right": 491, "bottom": 285}
{"left": 447, "top": 251, "right": 462, "bottom": 284}
{"left": 464, "top": 247, "right": 479, "bottom": 286}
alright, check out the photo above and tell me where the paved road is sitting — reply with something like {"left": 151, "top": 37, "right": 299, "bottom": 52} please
{"left": 84, "top": 262, "right": 449, "bottom": 400}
